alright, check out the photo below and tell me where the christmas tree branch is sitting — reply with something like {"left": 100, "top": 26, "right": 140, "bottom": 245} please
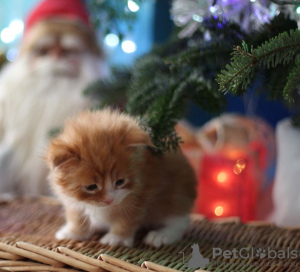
{"left": 217, "top": 30, "right": 300, "bottom": 95}
{"left": 84, "top": 67, "right": 130, "bottom": 108}
{"left": 283, "top": 58, "right": 300, "bottom": 103}
{"left": 167, "top": 42, "right": 233, "bottom": 69}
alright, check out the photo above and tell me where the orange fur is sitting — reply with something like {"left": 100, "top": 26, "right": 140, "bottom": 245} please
{"left": 46, "top": 109, "right": 197, "bottom": 247}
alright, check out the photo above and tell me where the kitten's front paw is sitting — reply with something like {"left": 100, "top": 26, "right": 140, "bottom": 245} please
{"left": 144, "top": 230, "right": 180, "bottom": 248}
{"left": 55, "top": 225, "right": 87, "bottom": 241}
{"left": 100, "top": 233, "right": 133, "bottom": 247}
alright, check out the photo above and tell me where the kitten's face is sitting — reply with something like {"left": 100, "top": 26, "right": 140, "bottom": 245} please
{"left": 52, "top": 158, "right": 136, "bottom": 207}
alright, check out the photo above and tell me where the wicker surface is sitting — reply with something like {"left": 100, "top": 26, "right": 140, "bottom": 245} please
{"left": 0, "top": 198, "right": 299, "bottom": 271}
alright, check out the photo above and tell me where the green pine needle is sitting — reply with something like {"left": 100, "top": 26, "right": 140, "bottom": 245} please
{"left": 283, "top": 59, "right": 300, "bottom": 103}
{"left": 217, "top": 30, "right": 300, "bottom": 95}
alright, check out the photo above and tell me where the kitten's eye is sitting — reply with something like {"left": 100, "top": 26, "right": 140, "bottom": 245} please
{"left": 85, "top": 184, "right": 98, "bottom": 191}
{"left": 115, "top": 179, "right": 125, "bottom": 187}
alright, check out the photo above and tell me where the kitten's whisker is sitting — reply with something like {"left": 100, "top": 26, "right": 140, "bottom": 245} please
{"left": 118, "top": 201, "right": 142, "bottom": 223}
{"left": 77, "top": 211, "right": 93, "bottom": 235}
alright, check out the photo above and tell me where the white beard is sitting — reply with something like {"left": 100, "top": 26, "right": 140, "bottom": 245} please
{"left": 0, "top": 53, "right": 108, "bottom": 196}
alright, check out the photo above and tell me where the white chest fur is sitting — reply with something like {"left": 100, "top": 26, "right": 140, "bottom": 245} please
{"left": 83, "top": 204, "right": 111, "bottom": 232}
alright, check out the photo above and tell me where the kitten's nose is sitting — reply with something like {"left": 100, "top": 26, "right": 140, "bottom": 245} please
{"left": 103, "top": 198, "right": 113, "bottom": 205}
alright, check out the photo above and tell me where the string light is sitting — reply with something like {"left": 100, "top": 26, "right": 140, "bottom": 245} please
{"left": 236, "top": 159, "right": 246, "bottom": 169}
{"left": 121, "top": 40, "right": 137, "bottom": 53}
{"left": 215, "top": 206, "right": 224, "bottom": 216}
{"left": 233, "top": 165, "right": 242, "bottom": 174}
{"left": 104, "top": 33, "right": 119, "bottom": 47}
{"left": 233, "top": 159, "right": 246, "bottom": 174}
{"left": 1, "top": 19, "right": 24, "bottom": 44}
{"left": 296, "top": 6, "right": 300, "bottom": 14}
{"left": 1, "top": 28, "right": 15, "bottom": 43}
{"left": 209, "top": 6, "right": 216, "bottom": 13}
{"left": 9, "top": 20, "right": 24, "bottom": 35}
{"left": 6, "top": 48, "right": 18, "bottom": 62}
{"left": 127, "top": 0, "right": 139, "bottom": 12}
{"left": 217, "top": 171, "right": 227, "bottom": 183}
{"left": 193, "top": 14, "right": 203, "bottom": 22}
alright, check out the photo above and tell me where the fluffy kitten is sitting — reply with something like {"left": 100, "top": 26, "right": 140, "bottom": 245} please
{"left": 46, "top": 109, "right": 197, "bottom": 247}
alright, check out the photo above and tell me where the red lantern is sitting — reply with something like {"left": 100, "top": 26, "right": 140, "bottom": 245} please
{"left": 193, "top": 114, "right": 275, "bottom": 222}
{"left": 195, "top": 152, "right": 258, "bottom": 222}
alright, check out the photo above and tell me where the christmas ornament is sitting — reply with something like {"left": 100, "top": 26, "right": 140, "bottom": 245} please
{"left": 171, "top": 0, "right": 278, "bottom": 38}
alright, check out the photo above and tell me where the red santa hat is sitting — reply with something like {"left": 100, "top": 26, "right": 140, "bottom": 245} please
{"left": 25, "top": 0, "right": 91, "bottom": 34}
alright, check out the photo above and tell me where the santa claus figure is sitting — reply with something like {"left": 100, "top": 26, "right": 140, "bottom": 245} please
{"left": 0, "top": 0, "right": 108, "bottom": 197}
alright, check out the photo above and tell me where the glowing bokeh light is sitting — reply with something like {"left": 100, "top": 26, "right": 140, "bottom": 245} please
{"left": 215, "top": 206, "right": 224, "bottom": 216}
{"left": 6, "top": 48, "right": 18, "bottom": 62}
{"left": 9, "top": 19, "right": 24, "bottom": 35}
{"left": 1, "top": 28, "right": 15, "bottom": 43}
{"left": 297, "top": 6, "right": 300, "bottom": 14}
{"left": 193, "top": 14, "right": 203, "bottom": 22}
{"left": 233, "top": 164, "right": 242, "bottom": 175}
{"left": 121, "top": 40, "right": 136, "bottom": 53}
{"left": 104, "top": 33, "right": 119, "bottom": 47}
{"left": 217, "top": 171, "right": 227, "bottom": 183}
{"left": 127, "top": 0, "right": 139, "bottom": 12}
{"left": 236, "top": 159, "right": 246, "bottom": 170}
{"left": 209, "top": 6, "right": 216, "bottom": 13}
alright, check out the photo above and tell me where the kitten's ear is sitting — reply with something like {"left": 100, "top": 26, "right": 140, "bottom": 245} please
{"left": 126, "top": 129, "right": 154, "bottom": 148}
{"left": 52, "top": 152, "right": 80, "bottom": 171}
{"left": 46, "top": 141, "right": 80, "bottom": 172}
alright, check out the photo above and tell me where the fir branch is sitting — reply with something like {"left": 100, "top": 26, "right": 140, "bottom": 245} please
{"left": 135, "top": 73, "right": 223, "bottom": 152}
{"left": 263, "top": 64, "right": 295, "bottom": 100}
{"left": 167, "top": 17, "right": 248, "bottom": 67}
{"left": 292, "top": 114, "right": 300, "bottom": 126}
{"left": 217, "top": 30, "right": 300, "bottom": 95}
{"left": 283, "top": 58, "right": 300, "bottom": 103}
{"left": 166, "top": 42, "right": 233, "bottom": 69}
{"left": 128, "top": 55, "right": 169, "bottom": 94}
{"left": 142, "top": 80, "right": 190, "bottom": 152}
{"left": 126, "top": 76, "right": 169, "bottom": 115}
{"left": 125, "top": 55, "right": 170, "bottom": 115}
{"left": 84, "top": 67, "right": 131, "bottom": 108}
{"left": 217, "top": 41, "right": 255, "bottom": 95}
{"left": 191, "top": 77, "right": 226, "bottom": 113}
{"left": 250, "top": 13, "right": 298, "bottom": 46}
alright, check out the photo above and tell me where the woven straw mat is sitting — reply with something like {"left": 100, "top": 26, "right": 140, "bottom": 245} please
{"left": 0, "top": 197, "right": 299, "bottom": 272}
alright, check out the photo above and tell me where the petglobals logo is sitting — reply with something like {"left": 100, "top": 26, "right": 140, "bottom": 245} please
{"left": 212, "top": 247, "right": 299, "bottom": 259}
{"left": 179, "top": 243, "right": 299, "bottom": 270}
{"left": 178, "top": 244, "right": 299, "bottom": 270}
{"left": 179, "top": 243, "right": 210, "bottom": 269}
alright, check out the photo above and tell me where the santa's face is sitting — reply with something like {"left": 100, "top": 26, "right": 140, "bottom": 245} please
{"left": 30, "top": 33, "right": 87, "bottom": 77}
{"left": 19, "top": 20, "right": 106, "bottom": 79}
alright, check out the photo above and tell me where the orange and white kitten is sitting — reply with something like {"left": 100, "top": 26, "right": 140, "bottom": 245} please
{"left": 46, "top": 109, "right": 197, "bottom": 247}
